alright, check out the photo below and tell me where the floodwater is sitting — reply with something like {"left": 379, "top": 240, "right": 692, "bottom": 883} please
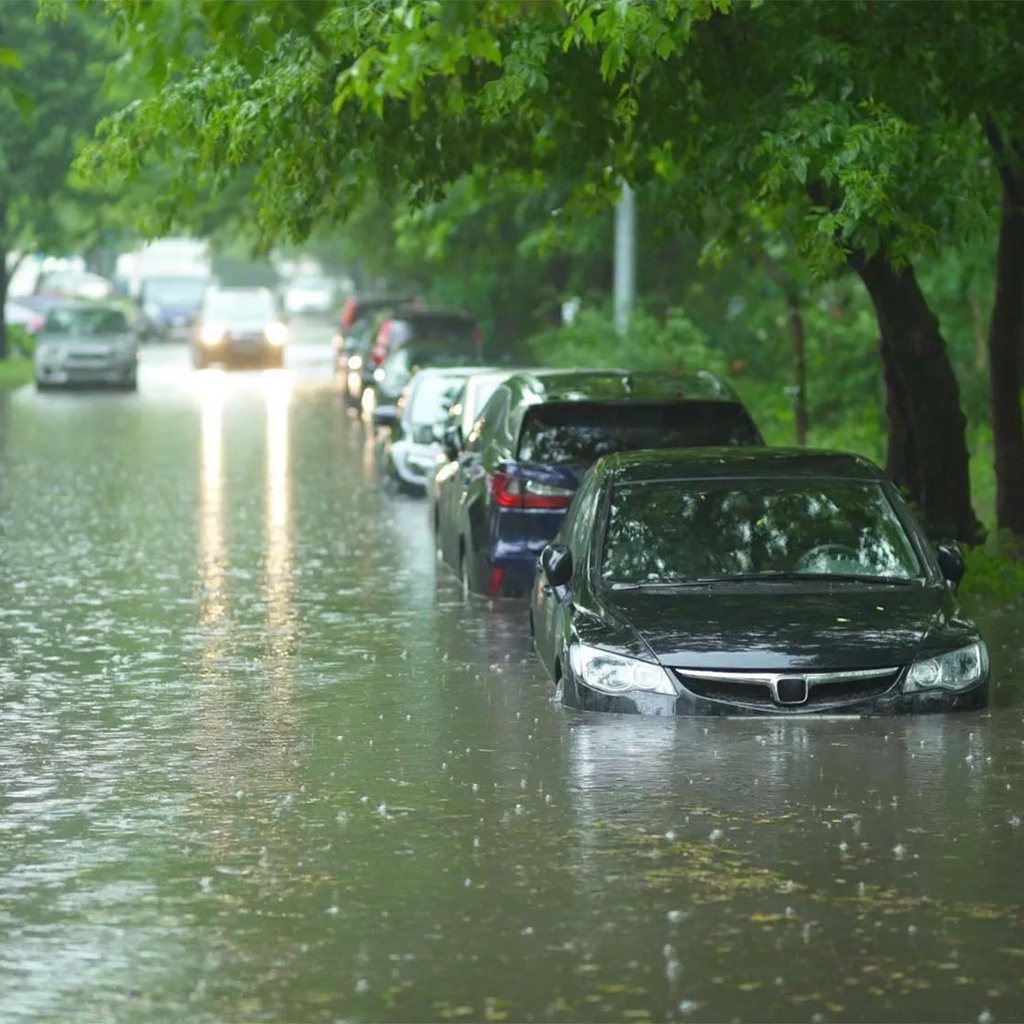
{"left": 1, "top": 337, "right": 1023, "bottom": 1024}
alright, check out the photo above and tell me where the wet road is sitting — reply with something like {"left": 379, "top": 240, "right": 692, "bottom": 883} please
{"left": 1, "top": 333, "right": 1024, "bottom": 1023}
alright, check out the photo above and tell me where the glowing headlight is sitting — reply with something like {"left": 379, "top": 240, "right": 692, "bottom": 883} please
{"left": 372, "top": 367, "right": 386, "bottom": 382}
{"left": 200, "top": 323, "right": 225, "bottom": 346}
{"left": 265, "top": 321, "right": 288, "bottom": 346}
{"left": 905, "top": 641, "right": 988, "bottom": 692}
{"left": 348, "top": 354, "right": 363, "bottom": 370}
{"left": 568, "top": 643, "right": 676, "bottom": 696}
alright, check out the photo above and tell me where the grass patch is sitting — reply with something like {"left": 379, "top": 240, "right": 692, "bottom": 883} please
{"left": 0, "top": 357, "right": 33, "bottom": 390}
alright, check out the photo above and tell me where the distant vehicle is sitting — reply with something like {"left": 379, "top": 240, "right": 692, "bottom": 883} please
{"left": 365, "top": 310, "right": 482, "bottom": 406}
{"left": 138, "top": 275, "right": 210, "bottom": 341}
{"left": 372, "top": 367, "right": 478, "bottom": 494}
{"left": 333, "top": 294, "right": 417, "bottom": 393}
{"left": 34, "top": 302, "right": 138, "bottom": 391}
{"left": 283, "top": 275, "right": 334, "bottom": 316}
{"left": 530, "top": 447, "right": 989, "bottom": 717}
{"left": 433, "top": 369, "right": 763, "bottom": 598}
{"left": 116, "top": 237, "right": 211, "bottom": 301}
{"left": 36, "top": 270, "right": 115, "bottom": 301}
{"left": 192, "top": 287, "right": 288, "bottom": 369}
{"left": 4, "top": 300, "right": 45, "bottom": 336}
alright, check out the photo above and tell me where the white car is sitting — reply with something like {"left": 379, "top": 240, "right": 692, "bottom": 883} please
{"left": 34, "top": 303, "right": 138, "bottom": 390}
{"left": 283, "top": 276, "right": 334, "bottom": 315}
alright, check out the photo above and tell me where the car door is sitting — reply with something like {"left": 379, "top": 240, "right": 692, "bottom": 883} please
{"left": 534, "top": 469, "right": 601, "bottom": 678}
{"left": 461, "top": 388, "right": 511, "bottom": 582}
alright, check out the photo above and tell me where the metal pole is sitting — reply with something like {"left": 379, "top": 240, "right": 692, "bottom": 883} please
{"left": 614, "top": 181, "right": 636, "bottom": 337}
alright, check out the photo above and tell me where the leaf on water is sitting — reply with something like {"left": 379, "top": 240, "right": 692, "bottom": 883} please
{"left": 749, "top": 913, "right": 784, "bottom": 923}
{"left": 738, "top": 982, "right": 762, "bottom": 992}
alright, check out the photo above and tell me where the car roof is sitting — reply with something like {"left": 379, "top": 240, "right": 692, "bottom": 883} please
{"left": 597, "top": 446, "right": 886, "bottom": 483}
{"left": 504, "top": 368, "right": 743, "bottom": 405}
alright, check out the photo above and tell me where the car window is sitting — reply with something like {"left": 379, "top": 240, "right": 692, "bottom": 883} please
{"left": 467, "top": 387, "right": 510, "bottom": 453}
{"left": 204, "top": 290, "right": 276, "bottom": 320}
{"left": 44, "top": 306, "right": 130, "bottom": 335}
{"left": 517, "top": 401, "right": 760, "bottom": 465}
{"left": 408, "top": 376, "right": 464, "bottom": 424}
{"left": 601, "top": 480, "right": 922, "bottom": 585}
{"left": 562, "top": 468, "right": 601, "bottom": 554}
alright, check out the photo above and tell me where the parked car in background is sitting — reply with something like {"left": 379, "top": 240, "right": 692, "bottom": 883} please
{"left": 530, "top": 447, "right": 988, "bottom": 717}
{"left": 434, "top": 369, "right": 763, "bottom": 598}
{"left": 191, "top": 287, "right": 288, "bottom": 369}
{"left": 373, "top": 367, "right": 478, "bottom": 493}
{"left": 138, "top": 275, "right": 210, "bottom": 341}
{"left": 34, "top": 302, "right": 138, "bottom": 391}
{"left": 284, "top": 275, "right": 334, "bottom": 316}
{"left": 438, "top": 369, "right": 523, "bottom": 458}
{"left": 36, "top": 270, "right": 115, "bottom": 301}
{"left": 334, "top": 294, "right": 418, "bottom": 398}
{"left": 365, "top": 310, "right": 482, "bottom": 406}
{"left": 4, "top": 300, "right": 45, "bottom": 336}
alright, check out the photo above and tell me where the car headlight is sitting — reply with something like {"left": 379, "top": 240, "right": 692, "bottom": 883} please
{"left": 348, "top": 354, "right": 362, "bottom": 370}
{"left": 568, "top": 643, "right": 676, "bottom": 696}
{"left": 372, "top": 367, "right": 386, "bottom": 382}
{"left": 200, "top": 323, "right": 225, "bottom": 346}
{"left": 265, "top": 321, "right": 288, "bottom": 346}
{"left": 905, "top": 641, "right": 988, "bottom": 692}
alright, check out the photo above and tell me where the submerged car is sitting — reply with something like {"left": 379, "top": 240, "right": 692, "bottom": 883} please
{"left": 435, "top": 369, "right": 763, "bottom": 598}
{"left": 192, "top": 287, "right": 288, "bottom": 369}
{"left": 362, "top": 310, "right": 482, "bottom": 406}
{"left": 34, "top": 303, "right": 138, "bottom": 391}
{"left": 530, "top": 447, "right": 989, "bottom": 717}
{"left": 373, "top": 367, "right": 478, "bottom": 493}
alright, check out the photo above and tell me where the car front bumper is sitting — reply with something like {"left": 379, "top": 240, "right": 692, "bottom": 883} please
{"left": 561, "top": 674, "right": 990, "bottom": 717}
{"left": 35, "top": 356, "right": 137, "bottom": 387}
{"left": 202, "top": 341, "right": 283, "bottom": 364}
{"left": 388, "top": 442, "right": 441, "bottom": 492}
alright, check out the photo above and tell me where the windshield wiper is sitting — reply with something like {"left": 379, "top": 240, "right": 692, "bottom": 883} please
{"left": 689, "top": 572, "right": 921, "bottom": 586}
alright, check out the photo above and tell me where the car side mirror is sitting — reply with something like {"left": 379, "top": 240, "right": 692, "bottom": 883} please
{"left": 442, "top": 424, "right": 462, "bottom": 461}
{"left": 541, "top": 544, "right": 573, "bottom": 588}
{"left": 936, "top": 542, "right": 966, "bottom": 589}
{"left": 373, "top": 405, "right": 399, "bottom": 430}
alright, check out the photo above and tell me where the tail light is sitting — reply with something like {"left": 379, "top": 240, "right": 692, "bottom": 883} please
{"left": 340, "top": 297, "right": 358, "bottom": 328}
{"left": 370, "top": 319, "right": 393, "bottom": 366}
{"left": 488, "top": 471, "right": 573, "bottom": 510}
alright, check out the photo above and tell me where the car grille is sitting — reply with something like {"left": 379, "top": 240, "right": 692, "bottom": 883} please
{"left": 674, "top": 667, "right": 901, "bottom": 711}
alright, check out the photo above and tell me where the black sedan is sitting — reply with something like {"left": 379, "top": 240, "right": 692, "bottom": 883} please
{"left": 530, "top": 448, "right": 989, "bottom": 716}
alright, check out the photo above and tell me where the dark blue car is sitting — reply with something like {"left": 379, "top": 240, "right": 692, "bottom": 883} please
{"left": 432, "top": 369, "right": 763, "bottom": 598}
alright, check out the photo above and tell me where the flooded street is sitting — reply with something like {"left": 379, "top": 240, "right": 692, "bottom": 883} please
{"left": 3, "top": 337, "right": 1024, "bottom": 1023}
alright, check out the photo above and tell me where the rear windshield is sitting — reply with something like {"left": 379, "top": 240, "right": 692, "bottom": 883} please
{"left": 401, "top": 316, "right": 477, "bottom": 345}
{"left": 402, "top": 340, "right": 480, "bottom": 369}
{"left": 516, "top": 401, "right": 760, "bottom": 465}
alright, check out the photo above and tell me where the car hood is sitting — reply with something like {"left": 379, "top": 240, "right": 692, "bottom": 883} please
{"left": 207, "top": 316, "right": 273, "bottom": 333}
{"left": 602, "top": 585, "right": 949, "bottom": 672}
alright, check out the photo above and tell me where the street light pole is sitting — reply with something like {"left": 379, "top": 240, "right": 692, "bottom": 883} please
{"left": 614, "top": 181, "right": 636, "bottom": 337}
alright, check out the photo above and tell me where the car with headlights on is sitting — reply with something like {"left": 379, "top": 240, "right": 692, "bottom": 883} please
{"left": 531, "top": 447, "right": 989, "bottom": 717}
{"left": 436, "top": 369, "right": 763, "bottom": 598}
{"left": 373, "top": 367, "right": 480, "bottom": 493}
{"left": 34, "top": 302, "right": 139, "bottom": 391}
{"left": 192, "top": 287, "right": 288, "bottom": 368}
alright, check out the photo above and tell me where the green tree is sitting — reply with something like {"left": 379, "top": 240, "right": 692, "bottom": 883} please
{"left": 88, "top": 0, "right": 1024, "bottom": 541}
{"left": 0, "top": 4, "right": 114, "bottom": 356}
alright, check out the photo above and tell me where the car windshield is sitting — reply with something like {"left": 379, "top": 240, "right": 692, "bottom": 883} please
{"left": 517, "top": 401, "right": 760, "bottom": 465}
{"left": 601, "top": 479, "right": 923, "bottom": 585}
{"left": 468, "top": 375, "right": 506, "bottom": 418}
{"left": 143, "top": 278, "right": 207, "bottom": 304}
{"left": 409, "top": 376, "right": 464, "bottom": 424}
{"left": 43, "top": 306, "right": 129, "bottom": 335}
{"left": 205, "top": 290, "right": 276, "bottom": 320}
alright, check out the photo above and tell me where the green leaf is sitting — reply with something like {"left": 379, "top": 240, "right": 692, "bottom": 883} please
{"left": 0, "top": 47, "right": 21, "bottom": 70}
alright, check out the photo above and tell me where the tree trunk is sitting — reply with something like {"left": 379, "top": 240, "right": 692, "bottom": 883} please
{"left": 762, "top": 254, "right": 808, "bottom": 445}
{"left": 848, "top": 248, "right": 983, "bottom": 543}
{"left": 984, "top": 121, "right": 1024, "bottom": 537}
{"left": 0, "top": 237, "right": 8, "bottom": 362}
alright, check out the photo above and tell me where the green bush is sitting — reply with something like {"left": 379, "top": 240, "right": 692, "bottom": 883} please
{"left": 962, "top": 534, "right": 1024, "bottom": 602}
{"left": 7, "top": 324, "right": 34, "bottom": 357}
{"left": 525, "top": 306, "right": 727, "bottom": 376}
